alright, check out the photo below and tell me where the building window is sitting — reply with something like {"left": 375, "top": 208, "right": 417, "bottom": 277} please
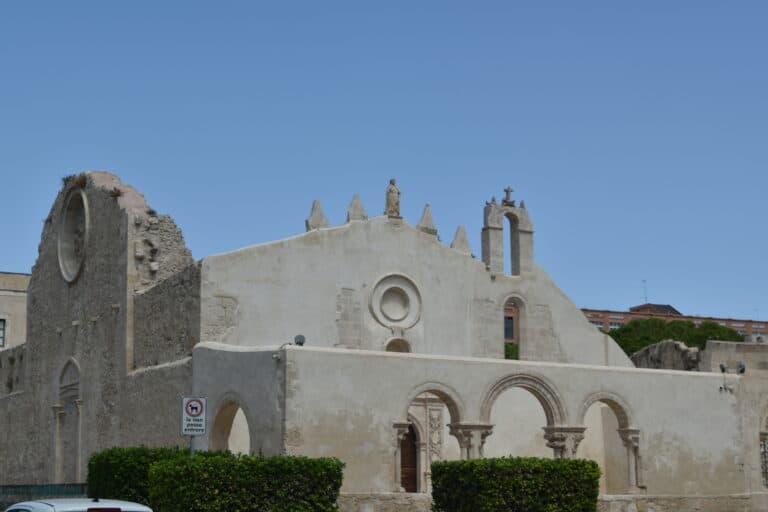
{"left": 609, "top": 322, "right": 623, "bottom": 331}
{"left": 504, "top": 317, "right": 515, "bottom": 341}
{"left": 0, "top": 319, "right": 5, "bottom": 347}
{"left": 608, "top": 315, "right": 625, "bottom": 320}
{"left": 590, "top": 321, "right": 604, "bottom": 329}
{"left": 732, "top": 322, "right": 745, "bottom": 328}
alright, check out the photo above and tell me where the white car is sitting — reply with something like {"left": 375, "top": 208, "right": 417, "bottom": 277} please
{"left": 4, "top": 499, "right": 152, "bottom": 512}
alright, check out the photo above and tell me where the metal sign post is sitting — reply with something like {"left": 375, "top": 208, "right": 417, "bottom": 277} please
{"left": 181, "top": 396, "right": 206, "bottom": 455}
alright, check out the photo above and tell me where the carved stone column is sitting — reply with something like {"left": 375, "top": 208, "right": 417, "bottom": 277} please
{"left": 448, "top": 423, "right": 494, "bottom": 460}
{"left": 51, "top": 404, "right": 65, "bottom": 483}
{"left": 74, "top": 399, "right": 83, "bottom": 482}
{"left": 618, "top": 428, "right": 643, "bottom": 491}
{"left": 543, "top": 426, "right": 586, "bottom": 459}
{"left": 393, "top": 422, "right": 411, "bottom": 492}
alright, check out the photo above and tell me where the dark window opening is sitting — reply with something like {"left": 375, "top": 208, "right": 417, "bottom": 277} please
{"left": 504, "top": 316, "right": 515, "bottom": 341}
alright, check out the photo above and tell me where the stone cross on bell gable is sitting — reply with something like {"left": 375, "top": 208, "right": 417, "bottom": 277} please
{"left": 502, "top": 186, "right": 515, "bottom": 207}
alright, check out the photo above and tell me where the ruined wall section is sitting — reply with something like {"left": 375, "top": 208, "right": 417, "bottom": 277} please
{"left": 632, "top": 340, "right": 701, "bottom": 371}
{"left": 131, "top": 213, "right": 194, "bottom": 293}
{"left": 0, "top": 171, "right": 194, "bottom": 485}
{"left": 133, "top": 263, "right": 201, "bottom": 368}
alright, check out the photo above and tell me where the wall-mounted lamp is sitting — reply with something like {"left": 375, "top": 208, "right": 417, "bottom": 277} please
{"left": 273, "top": 335, "right": 307, "bottom": 361}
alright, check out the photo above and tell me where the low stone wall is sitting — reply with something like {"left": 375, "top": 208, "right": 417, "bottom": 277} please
{"left": 0, "top": 484, "right": 86, "bottom": 509}
{"left": 338, "top": 493, "right": 432, "bottom": 512}
{"left": 339, "top": 493, "right": 761, "bottom": 512}
{"left": 598, "top": 493, "right": 752, "bottom": 512}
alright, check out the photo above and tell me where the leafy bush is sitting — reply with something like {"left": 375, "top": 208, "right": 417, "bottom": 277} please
{"left": 149, "top": 453, "right": 344, "bottom": 512}
{"left": 609, "top": 318, "right": 743, "bottom": 355}
{"left": 504, "top": 342, "right": 519, "bottom": 360}
{"left": 431, "top": 457, "right": 600, "bottom": 512}
{"left": 87, "top": 446, "right": 189, "bottom": 504}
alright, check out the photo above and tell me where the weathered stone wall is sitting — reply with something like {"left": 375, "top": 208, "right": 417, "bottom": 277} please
{"left": 598, "top": 493, "right": 754, "bottom": 512}
{"left": 120, "top": 358, "right": 193, "bottom": 448}
{"left": 631, "top": 339, "right": 701, "bottom": 371}
{"left": 336, "top": 493, "right": 759, "bottom": 512}
{"left": 191, "top": 344, "right": 285, "bottom": 457}
{"left": 0, "top": 172, "right": 194, "bottom": 485}
{"left": 275, "top": 346, "right": 745, "bottom": 496}
{"left": 134, "top": 263, "right": 200, "bottom": 368}
{"left": 131, "top": 214, "right": 194, "bottom": 294}
{"left": 0, "top": 390, "right": 37, "bottom": 484}
{"left": 337, "top": 493, "right": 432, "bottom": 512}
{"left": 701, "top": 340, "right": 768, "bottom": 375}
{"left": 200, "top": 217, "right": 632, "bottom": 367}
{"left": 0, "top": 345, "right": 26, "bottom": 395}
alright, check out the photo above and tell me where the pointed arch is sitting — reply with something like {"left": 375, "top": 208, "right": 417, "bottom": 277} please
{"left": 54, "top": 358, "right": 82, "bottom": 483}
{"left": 210, "top": 391, "right": 254, "bottom": 454}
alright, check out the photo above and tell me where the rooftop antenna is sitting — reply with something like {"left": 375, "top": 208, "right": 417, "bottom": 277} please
{"left": 642, "top": 279, "right": 648, "bottom": 303}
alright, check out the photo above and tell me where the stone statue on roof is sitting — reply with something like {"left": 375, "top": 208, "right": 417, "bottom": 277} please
{"left": 385, "top": 178, "right": 401, "bottom": 217}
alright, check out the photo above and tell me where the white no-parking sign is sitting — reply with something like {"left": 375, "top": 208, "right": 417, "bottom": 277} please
{"left": 181, "top": 396, "right": 206, "bottom": 436}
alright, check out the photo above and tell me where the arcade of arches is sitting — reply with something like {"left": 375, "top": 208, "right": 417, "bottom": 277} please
{"left": 397, "top": 381, "right": 642, "bottom": 495}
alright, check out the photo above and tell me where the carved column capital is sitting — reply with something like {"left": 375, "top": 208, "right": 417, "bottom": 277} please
{"left": 618, "top": 428, "right": 640, "bottom": 450}
{"left": 393, "top": 422, "right": 411, "bottom": 443}
{"left": 448, "top": 423, "right": 494, "bottom": 459}
{"left": 543, "top": 426, "right": 586, "bottom": 459}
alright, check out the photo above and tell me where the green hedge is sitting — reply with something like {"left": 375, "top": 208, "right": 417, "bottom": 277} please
{"left": 87, "top": 447, "right": 189, "bottom": 504}
{"left": 432, "top": 457, "right": 600, "bottom": 512}
{"left": 149, "top": 454, "right": 344, "bottom": 512}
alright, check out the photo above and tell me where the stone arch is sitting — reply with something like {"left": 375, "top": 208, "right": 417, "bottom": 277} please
{"left": 480, "top": 373, "right": 567, "bottom": 426}
{"left": 210, "top": 392, "right": 253, "bottom": 454}
{"left": 578, "top": 391, "right": 641, "bottom": 493}
{"left": 578, "top": 391, "right": 634, "bottom": 429}
{"left": 402, "top": 382, "right": 465, "bottom": 424}
{"left": 54, "top": 358, "right": 82, "bottom": 483}
{"left": 386, "top": 338, "right": 411, "bottom": 353}
{"left": 395, "top": 382, "right": 466, "bottom": 491}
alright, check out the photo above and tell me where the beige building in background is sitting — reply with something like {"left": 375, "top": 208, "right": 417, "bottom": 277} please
{"left": 0, "top": 272, "right": 30, "bottom": 351}
{"left": 1, "top": 172, "right": 768, "bottom": 512}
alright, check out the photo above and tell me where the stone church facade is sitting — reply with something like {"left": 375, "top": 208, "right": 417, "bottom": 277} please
{"left": 1, "top": 172, "right": 766, "bottom": 511}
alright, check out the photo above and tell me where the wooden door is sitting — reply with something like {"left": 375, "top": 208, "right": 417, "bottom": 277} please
{"left": 400, "top": 424, "right": 418, "bottom": 492}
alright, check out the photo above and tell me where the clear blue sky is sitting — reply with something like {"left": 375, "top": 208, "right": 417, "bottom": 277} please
{"left": 1, "top": 2, "right": 766, "bottom": 320}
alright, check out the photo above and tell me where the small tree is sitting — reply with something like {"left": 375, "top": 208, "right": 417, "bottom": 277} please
{"left": 609, "top": 318, "right": 743, "bottom": 356}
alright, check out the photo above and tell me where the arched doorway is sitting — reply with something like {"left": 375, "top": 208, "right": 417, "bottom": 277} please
{"left": 400, "top": 424, "right": 418, "bottom": 492}
{"left": 54, "top": 359, "right": 82, "bottom": 483}
{"left": 211, "top": 400, "right": 251, "bottom": 454}
{"left": 398, "top": 385, "right": 465, "bottom": 493}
